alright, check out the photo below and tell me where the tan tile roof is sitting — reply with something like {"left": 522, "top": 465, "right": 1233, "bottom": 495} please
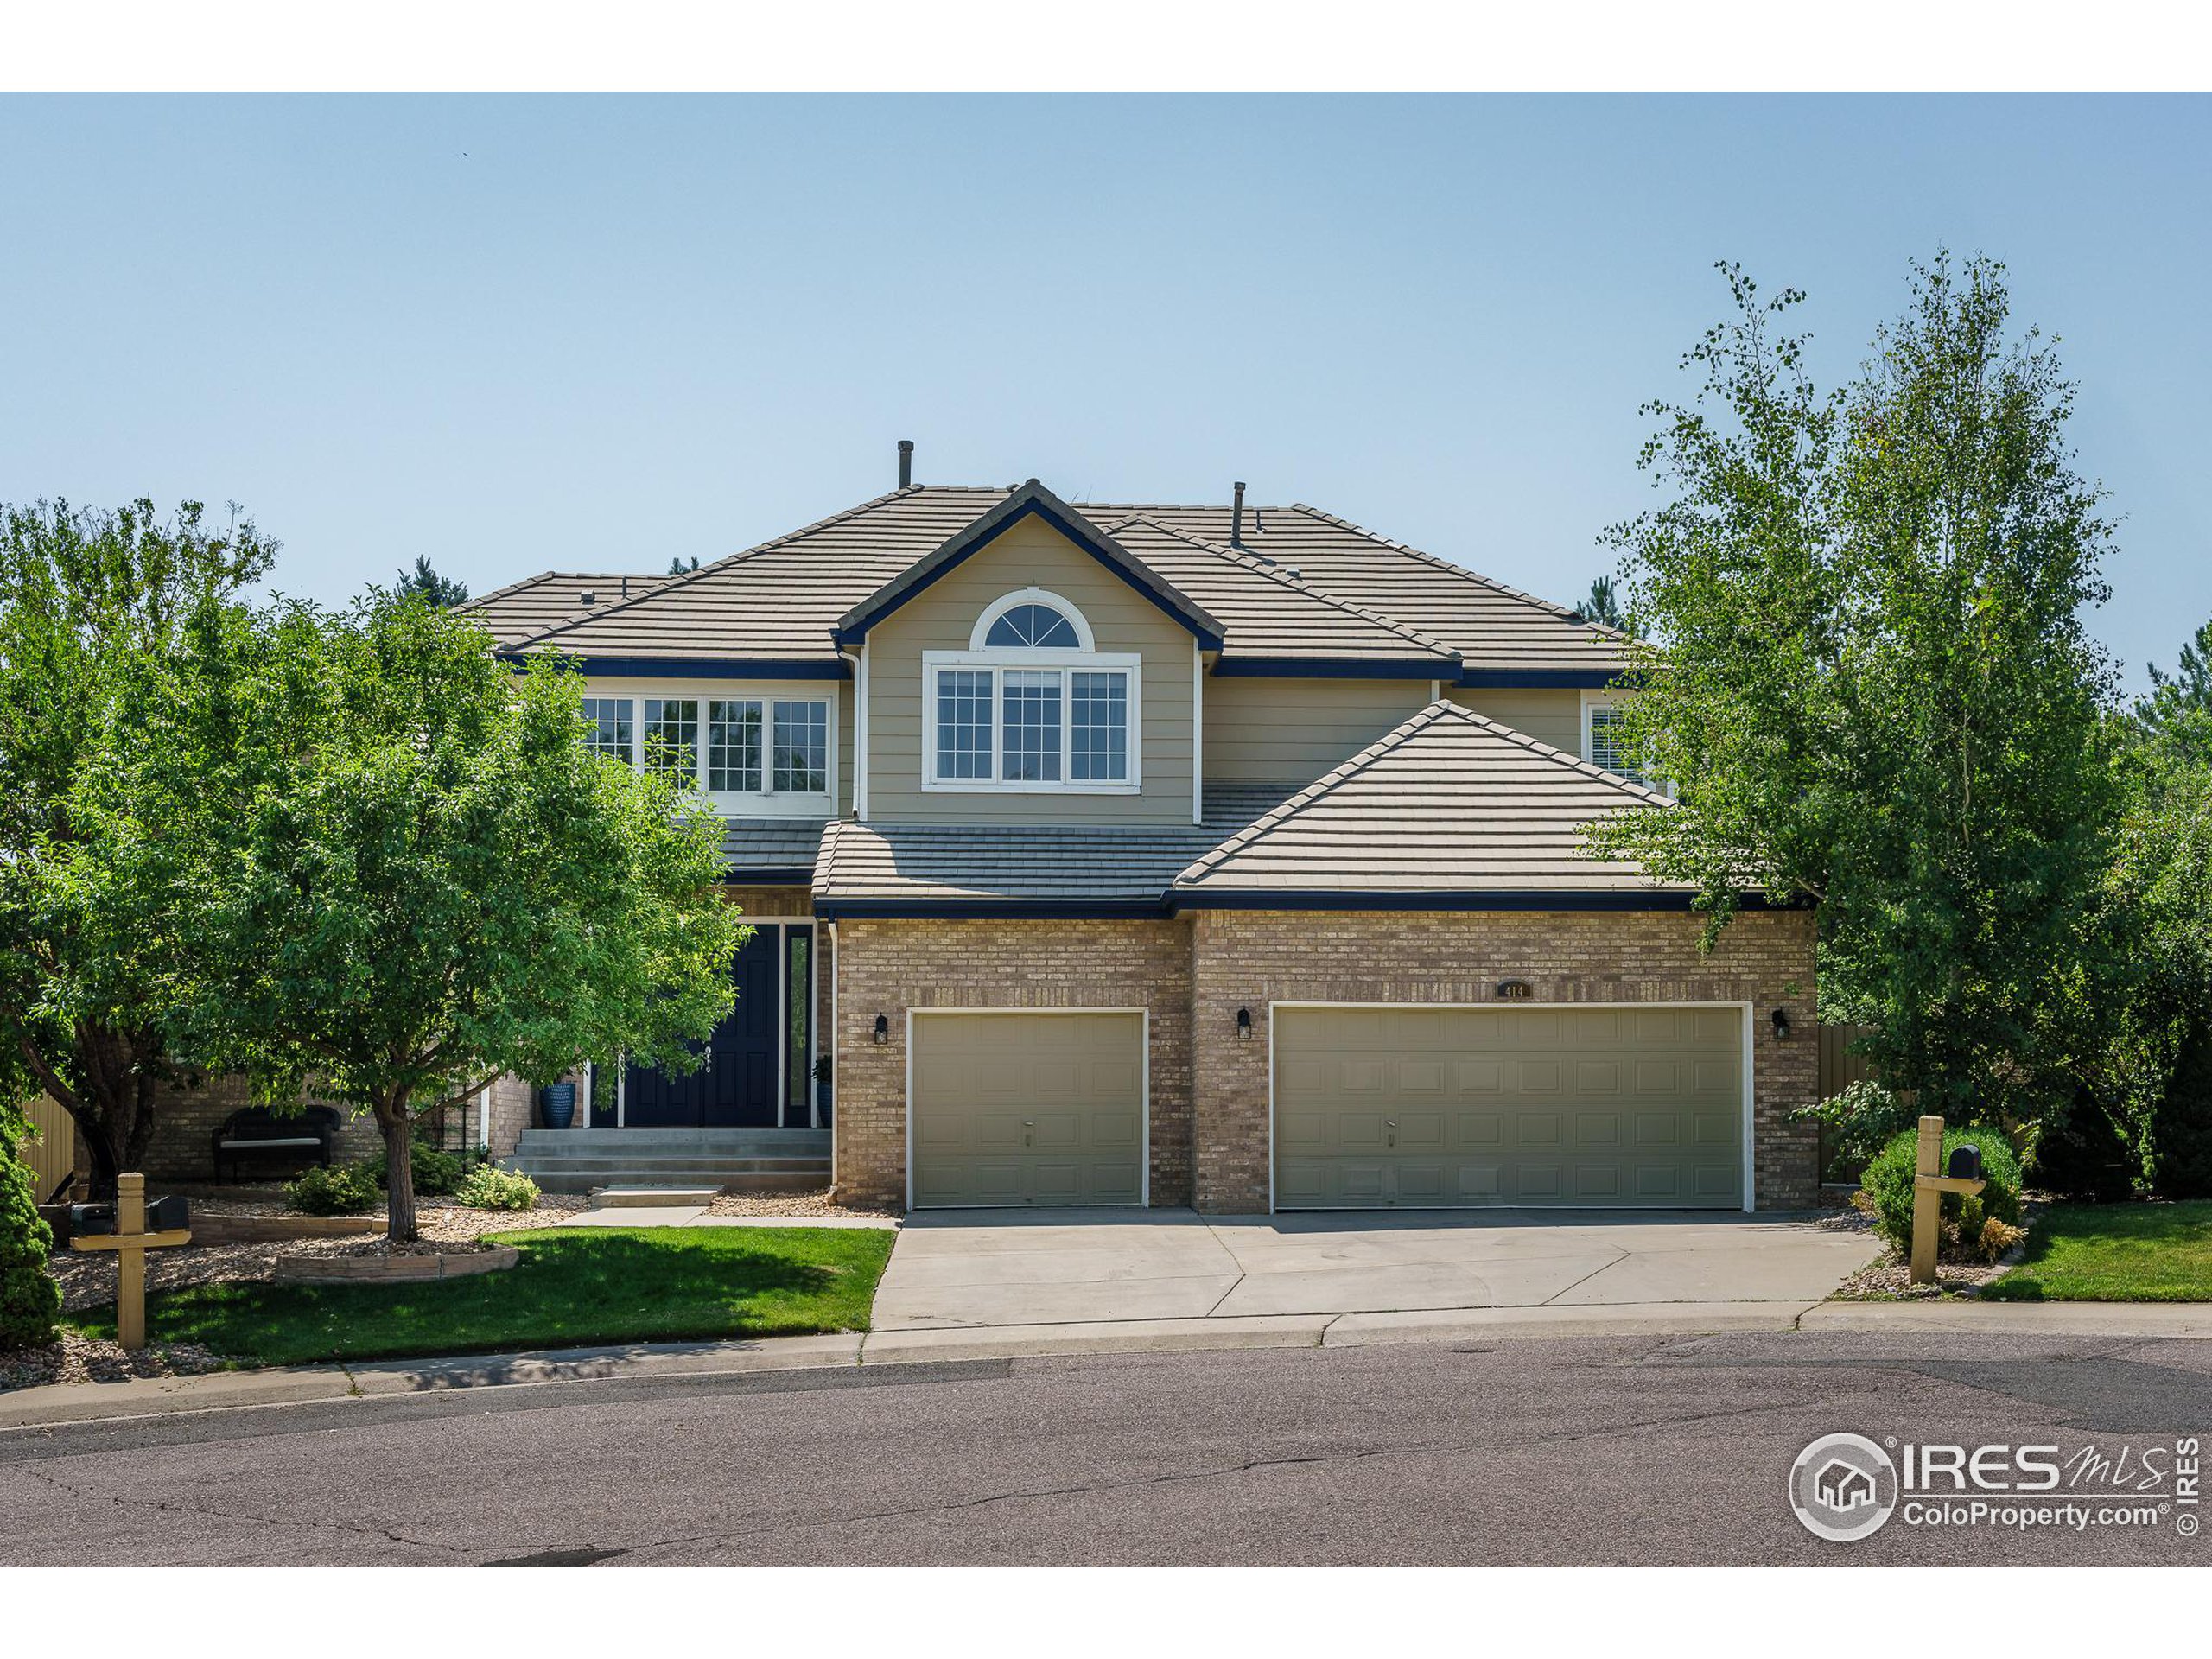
{"left": 1127, "top": 502, "right": 1630, "bottom": 676}
{"left": 495, "top": 485, "right": 1624, "bottom": 677}
{"left": 459, "top": 571, "right": 671, "bottom": 647}
{"left": 810, "top": 785, "right": 1294, "bottom": 912}
{"left": 503, "top": 487, "right": 1004, "bottom": 664}
{"left": 1100, "top": 517, "right": 1459, "bottom": 671}
{"left": 1172, "top": 701, "right": 1687, "bottom": 899}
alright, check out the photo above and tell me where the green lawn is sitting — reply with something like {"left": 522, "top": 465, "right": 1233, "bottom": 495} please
{"left": 1982, "top": 1202, "right": 2212, "bottom": 1301}
{"left": 70, "top": 1225, "right": 895, "bottom": 1366}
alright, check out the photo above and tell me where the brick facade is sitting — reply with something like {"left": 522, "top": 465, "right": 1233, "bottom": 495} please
{"left": 831, "top": 905, "right": 1820, "bottom": 1215}
{"left": 137, "top": 1074, "right": 382, "bottom": 1182}
{"left": 1186, "top": 906, "right": 1820, "bottom": 1211}
{"left": 829, "top": 916, "right": 1196, "bottom": 1207}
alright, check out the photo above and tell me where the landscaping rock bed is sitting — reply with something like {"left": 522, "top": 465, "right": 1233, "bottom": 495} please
{"left": 0, "top": 1331, "right": 229, "bottom": 1395}
{"left": 707, "top": 1189, "right": 902, "bottom": 1220}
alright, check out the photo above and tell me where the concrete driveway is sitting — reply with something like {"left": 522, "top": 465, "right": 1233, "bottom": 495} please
{"left": 870, "top": 1208, "right": 1880, "bottom": 1330}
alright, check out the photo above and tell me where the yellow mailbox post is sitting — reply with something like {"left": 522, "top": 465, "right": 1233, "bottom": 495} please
{"left": 1909, "top": 1115, "right": 1985, "bottom": 1286}
{"left": 73, "top": 1173, "right": 192, "bottom": 1350}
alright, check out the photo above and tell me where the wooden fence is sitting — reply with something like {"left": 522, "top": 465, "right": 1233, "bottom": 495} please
{"left": 18, "top": 1096, "right": 79, "bottom": 1204}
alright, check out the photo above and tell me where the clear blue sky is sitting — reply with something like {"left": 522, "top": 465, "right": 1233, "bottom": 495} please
{"left": 3, "top": 94, "right": 2205, "bottom": 689}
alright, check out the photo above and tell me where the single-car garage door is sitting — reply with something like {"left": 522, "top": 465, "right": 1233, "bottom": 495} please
{"left": 1273, "top": 1005, "right": 1745, "bottom": 1210}
{"left": 911, "top": 1011, "right": 1146, "bottom": 1207}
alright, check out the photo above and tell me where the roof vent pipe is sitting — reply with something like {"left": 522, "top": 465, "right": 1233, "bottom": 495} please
{"left": 898, "top": 439, "right": 914, "bottom": 489}
{"left": 1231, "top": 480, "right": 1247, "bottom": 547}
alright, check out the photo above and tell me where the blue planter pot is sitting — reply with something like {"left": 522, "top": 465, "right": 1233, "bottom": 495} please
{"left": 539, "top": 1082, "right": 576, "bottom": 1130}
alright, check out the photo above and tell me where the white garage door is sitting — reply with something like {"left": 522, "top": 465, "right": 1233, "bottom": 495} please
{"left": 1273, "top": 1004, "right": 1746, "bottom": 1210}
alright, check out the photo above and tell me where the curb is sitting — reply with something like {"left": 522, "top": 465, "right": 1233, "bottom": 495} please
{"left": 8, "top": 1297, "right": 2210, "bottom": 1432}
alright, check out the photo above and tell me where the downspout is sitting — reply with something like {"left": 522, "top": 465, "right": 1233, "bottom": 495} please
{"left": 842, "top": 645, "right": 869, "bottom": 821}
{"left": 1192, "top": 639, "right": 1205, "bottom": 825}
{"left": 828, "top": 918, "right": 841, "bottom": 1192}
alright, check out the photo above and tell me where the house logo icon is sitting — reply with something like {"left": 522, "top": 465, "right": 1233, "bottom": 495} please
{"left": 1815, "top": 1459, "right": 1876, "bottom": 1511}
{"left": 1789, "top": 1433, "right": 1899, "bottom": 1542}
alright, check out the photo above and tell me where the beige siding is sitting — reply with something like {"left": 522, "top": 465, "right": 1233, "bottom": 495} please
{"left": 865, "top": 517, "right": 1196, "bottom": 823}
{"left": 1203, "top": 675, "right": 1430, "bottom": 786}
{"left": 1449, "top": 687, "right": 1583, "bottom": 758}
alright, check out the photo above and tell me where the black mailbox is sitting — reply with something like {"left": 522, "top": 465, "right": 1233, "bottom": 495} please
{"left": 1948, "top": 1144, "right": 1983, "bottom": 1182}
{"left": 144, "top": 1194, "right": 189, "bottom": 1230}
{"left": 68, "top": 1201, "right": 117, "bottom": 1236}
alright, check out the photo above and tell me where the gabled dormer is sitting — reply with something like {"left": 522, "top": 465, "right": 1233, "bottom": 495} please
{"left": 836, "top": 480, "right": 1223, "bottom": 826}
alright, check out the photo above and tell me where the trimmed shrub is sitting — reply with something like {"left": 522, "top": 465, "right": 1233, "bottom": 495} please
{"left": 2032, "top": 1088, "right": 2139, "bottom": 1200}
{"left": 0, "top": 1147, "right": 64, "bottom": 1350}
{"left": 404, "top": 1143, "right": 466, "bottom": 1198}
{"left": 455, "top": 1164, "right": 539, "bottom": 1211}
{"left": 1860, "top": 1122, "right": 2023, "bottom": 1262}
{"left": 286, "top": 1159, "right": 383, "bottom": 1217}
{"left": 2152, "top": 1019, "right": 2212, "bottom": 1200}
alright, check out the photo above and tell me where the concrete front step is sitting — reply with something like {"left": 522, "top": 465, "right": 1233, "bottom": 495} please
{"left": 590, "top": 1186, "right": 723, "bottom": 1209}
{"left": 514, "top": 1156, "right": 829, "bottom": 1175}
{"left": 514, "top": 1128, "right": 830, "bottom": 1154}
{"left": 505, "top": 1126, "right": 831, "bottom": 1198}
{"left": 513, "top": 1169, "right": 827, "bottom": 1197}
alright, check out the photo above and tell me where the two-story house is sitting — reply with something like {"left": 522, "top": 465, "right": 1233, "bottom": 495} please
{"left": 470, "top": 461, "right": 1818, "bottom": 1213}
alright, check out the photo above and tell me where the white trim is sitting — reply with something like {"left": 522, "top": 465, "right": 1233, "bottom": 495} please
{"left": 1192, "top": 640, "right": 1204, "bottom": 825}
{"left": 1265, "top": 999, "right": 1755, "bottom": 1214}
{"left": 969, "top": 588, "right": 1096, "bottom": 652}
{"left": 582, "top": 677, "right": 839, "bottom": 818}
{"left": 919, "top": 649, "right": 1143, "bottom": 795}
{"left": 906, "top": 1007, "right": 1152, "bottom": 1210}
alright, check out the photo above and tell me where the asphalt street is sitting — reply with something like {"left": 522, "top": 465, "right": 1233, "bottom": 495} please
{"left": 3, "top": 1330, "right": 2209, "bottom": 1566}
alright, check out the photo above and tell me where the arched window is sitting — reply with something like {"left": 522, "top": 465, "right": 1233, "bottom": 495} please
{"left": 985, "top": 602, "right": 1080, "bottom": 649}
{"left": 930, "top": 588, "right": 1136, "bottom": 791}
{"left": 968, "top": 588, "right": 1097, "bottom": 652}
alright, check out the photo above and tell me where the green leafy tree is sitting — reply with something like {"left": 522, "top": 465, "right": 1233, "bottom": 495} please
{"left": 0, "top": 499, "right": 275, "bottom": 1198}
{"left": 2135, "top": 614, "right": 2212, "bottom": 766}
{"left": 667, "top": 556, "right": 700, "bottom": 575}
{"left": 1589, "top": 255, "right": 2120, "bottom": 1128}
{"left": 394, "top": 555, "right": 469, "bottom": 609}
{"left": 83, "top": 596, "right": 749, "bottom": 1241}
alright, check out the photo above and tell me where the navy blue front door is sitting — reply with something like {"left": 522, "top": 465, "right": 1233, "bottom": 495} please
{"left": 623, "top": 925, "right": 785, "bottom": 1128}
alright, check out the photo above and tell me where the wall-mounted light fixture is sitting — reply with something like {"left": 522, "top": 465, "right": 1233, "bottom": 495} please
{"left": 1770, "top": 1007, "right": 1792, "bottom": 1042}
{"left": 873, "top": 1014, "right": 889, "bottom": 1045}
{"left": 1236, "top": 1007, "right": 1252, "bottom": 1040}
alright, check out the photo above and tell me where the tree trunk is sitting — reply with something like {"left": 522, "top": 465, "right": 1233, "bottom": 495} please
{"left": 380, "top": 1108, "right": 418, "bottom": 1243}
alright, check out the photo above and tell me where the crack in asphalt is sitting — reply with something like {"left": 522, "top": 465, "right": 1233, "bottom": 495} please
{"left": 11, "top": 1461, "right": 461, "bottom": 1557}
{"left": 582, "top": 1379, "right": 1885, "bottom": 1562}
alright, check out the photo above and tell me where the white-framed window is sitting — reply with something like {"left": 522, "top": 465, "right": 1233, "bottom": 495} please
{"left": 1582, "top": 695, "right": 1649, "bottom": 786}
{"left": 925, "top": 593, "right": 1139, "bottom": 793}
{"left": 580, "top": 685, "right": 836, "bottom": 812}
{"left": 582, "top": 696, "right": 633, "bottom": 762}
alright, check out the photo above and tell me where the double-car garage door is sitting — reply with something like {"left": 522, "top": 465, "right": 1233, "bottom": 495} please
{"left": 905, "top": 1003, "right": 1745, "bottom": 1211}
{"left": 1274, "top": 1005, "right": 1746, "bottom": 1210}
